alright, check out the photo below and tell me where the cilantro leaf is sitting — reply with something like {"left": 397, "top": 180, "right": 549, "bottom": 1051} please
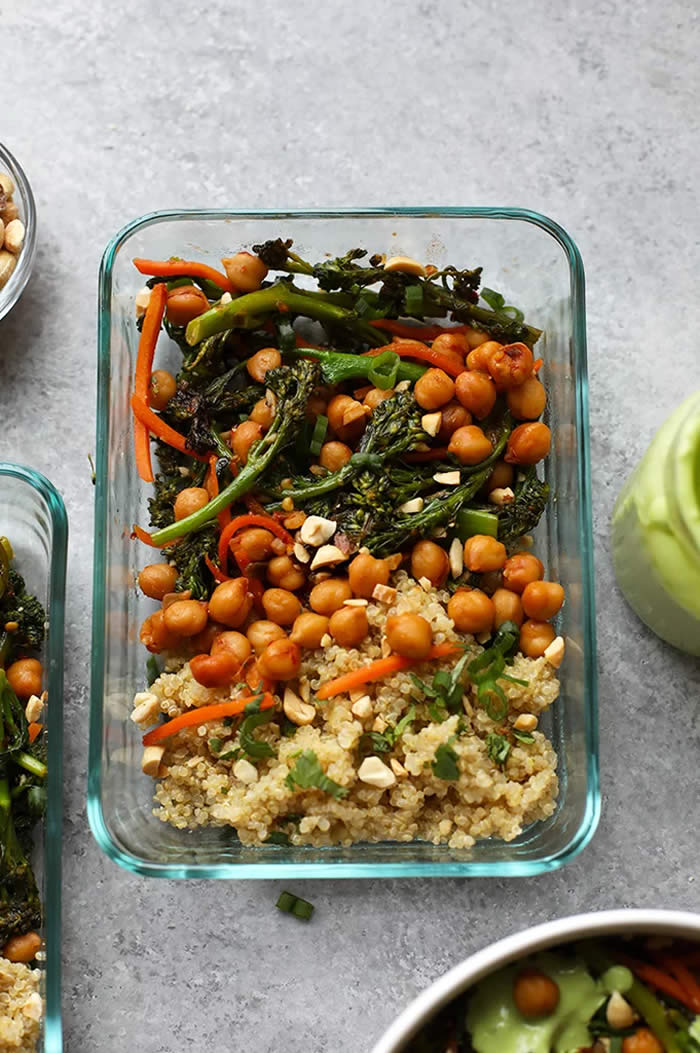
{"left": 513, "top": 729, "right": 535, "bottom": 744}
{"left": 432, "top": 742, "right": 460, "bottom": 781}
{"left": 285, "top": 750, "right": 348, "bottom": 799}
{"left": 486, "top": 732, "right": 511, "bottom": 768}
{"left": 240, "top": 709, "right": 276, "bottom": 759}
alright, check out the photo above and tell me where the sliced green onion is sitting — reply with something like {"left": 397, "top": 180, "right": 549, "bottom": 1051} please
{"left": 309, "top": 415, "right": 329, "bottom": 456}
{"left": 276, "top": 890, "right": 314, "bottom": 921}
{"left": 481, "top": 287, "right": 506, "bottom": 311}
{"left": 455, "top": 508, "right": 499, "bottom": 540}
{"left": 404, "top": 283, "right": 424, "bottom": 316}
{"left": 367, "top": 350, "right": 400, "bottom": 390}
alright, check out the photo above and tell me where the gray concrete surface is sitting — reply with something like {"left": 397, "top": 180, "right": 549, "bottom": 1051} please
{"left": 3, "top": 1, "right": 699, "bottom": 1050}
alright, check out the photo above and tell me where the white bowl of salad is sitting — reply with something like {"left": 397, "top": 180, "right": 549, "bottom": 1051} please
{"left": 372, "top": 909, "right": 700, "bottom": 1053}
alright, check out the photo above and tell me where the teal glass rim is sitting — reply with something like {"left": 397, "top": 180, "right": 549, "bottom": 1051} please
{"left": 0, "top": 462, "right": 67, "bottom": 1050}
{"left": 90, "top": 207, "right": 598, "bottom": 878}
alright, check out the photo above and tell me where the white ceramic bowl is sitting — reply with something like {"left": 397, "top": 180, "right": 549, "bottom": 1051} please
{"left": 372, "top": 909, "right": 700, "bottom": 1052}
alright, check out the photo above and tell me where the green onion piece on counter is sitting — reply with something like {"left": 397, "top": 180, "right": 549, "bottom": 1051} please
{"left": 455, "top": 508, "right": 499, "bottom": 540}
{"left": 367, "top": 350, "right": 400, "bottom": 390}
{"left": 276, "top": 891, "right": 314, "bottom": 921}
{"left": 309, "top": 415, "right": 329, "bottom": 456}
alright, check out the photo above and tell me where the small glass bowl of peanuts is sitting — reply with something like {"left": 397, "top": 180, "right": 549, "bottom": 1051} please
{"left": 0, "top": 142, "right": 37, "bottom": 323}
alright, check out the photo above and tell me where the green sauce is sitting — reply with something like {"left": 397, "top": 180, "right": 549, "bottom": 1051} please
{"left": 466, "top": 953, "right": 605, "bottom": 1053}
{"left": 612, "top": 390, "right": 700, "bottom": 655}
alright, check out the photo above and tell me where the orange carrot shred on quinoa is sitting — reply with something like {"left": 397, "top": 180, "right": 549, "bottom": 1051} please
{"left": 142, "top": 692, "right": 276, "bottom": 746}
{"left": 27, "top": 722, "right": 42, "bottom": 744}
{"left": 316, "top": 642, "right": 460, "bottom": 700}
{"left": 133, "top": 257, "right": 234, "bottom": 293}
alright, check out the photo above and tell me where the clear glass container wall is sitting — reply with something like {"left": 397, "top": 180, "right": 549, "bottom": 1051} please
{"left": 91, "top": 209, "right": 597, "bottom": 878}
{"left": 0, "top": 464, "right": 67, "bottom": 1052}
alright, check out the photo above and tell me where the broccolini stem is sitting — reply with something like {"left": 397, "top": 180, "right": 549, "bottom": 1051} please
{"left": 15, "top": 752, "right": 47, "bottom": 780}
{"left": 185, "top": 284, "right": 386, "bottom": 347}
{"left": 286, "top": 347, "right": 424, "bottom": 386}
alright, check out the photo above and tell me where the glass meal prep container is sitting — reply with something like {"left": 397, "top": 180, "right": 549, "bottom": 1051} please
{"left": 90, "top": 208, "right": 598, "bottom": 879}
{"left": 0, "top": 463, "right": 66, "bottom": 1052}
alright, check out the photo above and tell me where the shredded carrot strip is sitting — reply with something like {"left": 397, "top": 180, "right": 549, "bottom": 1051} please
{"left": 132, "top": 282, "right": 167, "bottom": 482}
{"left": 133, "top": 257, "right": 234, "bottom": 293}
{"left": 533, "top": 357, "right": 544, "bottom": 373}
{"left": 364, "top": 340, "right": 465, "bottom": 378}
{"left": 204, "top": 554, "right": 228, "bottom": 583}
{"left": 28, "top": 723, "right": 42, "bottom": 744}
{"left": 616, "top": 954, "right": 693, "bottom": 1007}
{"left": 142, "top": 693, "right": 276, "bottom": 746}
{"left": 370, "top": 320, "right": 473, "bottom": 341}
{"left": 131, "top": 524, "right": 176, "bottom": 548}
{"left": 316, "top": 642, "right": 460, "bottom": 700}
{"left": 130, "top": 395, "right": 208, "bottom": 462}
{"left": 661, "top": 957, "right": 700, "bottom": 1011}
{"left": 217, "top": 514, "right": 293, "bottom": 574}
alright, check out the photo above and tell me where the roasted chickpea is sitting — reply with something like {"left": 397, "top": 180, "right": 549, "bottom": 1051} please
{"left": 448, "top": 589, "right": 495, "bottom": 634}
{"left": 385, "top": 612, "right": 433, "bottom": 659}
{"left": 622, "top": 1030, "right": 664, "bottom": 1053}
{"left": 437, "top": 401, "right": 472, "bottom": 442}
{"left": 267, "top": 555, "right": 306, "bottom": 591}
{"left": 306, "top": 388, "right": 330, "bottom": 420}
{"left": 519, "top": 619, "right": 556, "bottom": 658}
{"left": 328, "top": 605, "right": 369, "bottom": 648}
{"left": 247, "top": 347, "right": 282, "bottom": 384}
{"left": 327, "top": 394, "right": 367, "bottom": 443}
{"left": 505, "top": 422, "right": 551, "bottom": 465}
{"left": 208, "top": 578, "right": 253, "bottom": 627}
{"left": 246, "top": 619, "right": 287, "bottom": 654}
{"left": 138, "top": 562, "right": 178, "bottom": 600}
{"left": 486, "top": 342, "right": 534, "bottom": 390}
{"left": 410, "top": 540, "right": 449, "bottom": 587}
{"left": 414, "top": 368, "right": 455, "bottom": 411}
{"left": 174, "top": 487, "right": 209, "bottom": 522}
{"left": 467, "top": 341, "right": 501, "bottom": 372}
{"left": 6, "top": 658, "right": 42, "bottom": 699}
{"left": 191, "top": 619, "right": 226, "bottom": 654}
{"left": 507, "top": 376, "right": 547, "bottom": 420}
{"left": 491, "top": 588, "right": 524, "bottom": 628}
{"left": 309, "top": 577, "right": 352, "bottom": 615}
{"left": 502, "top": 553, "right": 545, "bottom": 594}
{"left": 163, "top": 599, "right": 208, "bottom": 637}
{"left": 211, "top": 630, "right": 252, "bottom": 665}
{"left": 262, "top": 587, "right": 302, "bottom": 626}
{"left": 249, "top": 396, "right": 275, "bottom": 431}
{"left": 165, "top": 284, "right": 210, "bottom": 327}
{"left": 148, "top": 369, "right": 177, "bottom": 411}
{"left": 139, "top": 609, "right": 179, "bottom": 653}
{"left": 232, "top": 420, "right": 264, "bottom": 465}
{"left": 455, "top": 370, "right": 497, "bottom": 419}
{"left": 236, "top": 527, "right": 275, "bottom": 562}
{"left": 319, "top": 440, "right": 353, "bottom": 472}
{"left": 486, "top": 461, "right": 515, "bottom": 493}
{"left": 290, "top": 611, "right": 329, "bottom": 649}
{"left": 220, "top": 251, "right": 268, "bottom": 292}
{"left": 189, "top": 652, "right": 239, "bottom": 687}
{"left": 1, "top": 931, "right": 42, "bottom": 964}
{"left": 363, "top": 387, "right": 395, "bottom": 411}
{"left": 521, "top": 581, "right": 565, "bottom": 620}
{"left": 513, "top": 969, "right": 560, "bottom": 1018}
{"left": 348, "top": 553, "right": 390, "bottom": 598}
{"left": 463, "top": 535, "right": 507, "bottom": 573}
{"left": 257, "top": 638, "right": 301, "bottom": 680}
{"left": 431, "top": 332, "right": 468, "bottom": 357}
{"left": 448, "top": 425, "right": 493, "bottom": 466}
{"left": 463, "top": 326, "right": 489, "bottom": 350}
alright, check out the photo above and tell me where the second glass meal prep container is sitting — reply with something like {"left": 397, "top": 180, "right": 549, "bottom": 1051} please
{"left": 90, "top": 208, "right": 598, "bottom": 878}
{"left": 0, "top": 463, "right": 67, "bottom": 1052}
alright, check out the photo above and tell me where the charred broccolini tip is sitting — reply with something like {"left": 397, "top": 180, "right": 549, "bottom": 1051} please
{"left": 495, "top": 467, "right": 550, "bottom": 545}
{"left": 150, "top": 359, "right": 322, "bottom": 546}
{"left": 0, "top": 567, "right": 46, "bottom": 669}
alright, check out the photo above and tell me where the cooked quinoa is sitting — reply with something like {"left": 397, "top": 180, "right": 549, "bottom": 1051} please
{"left": 0, "top": 960, "right": 42, "bottom": 1053}
{"left": 134, "top": 573, "right": 560, "bottom": 849}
